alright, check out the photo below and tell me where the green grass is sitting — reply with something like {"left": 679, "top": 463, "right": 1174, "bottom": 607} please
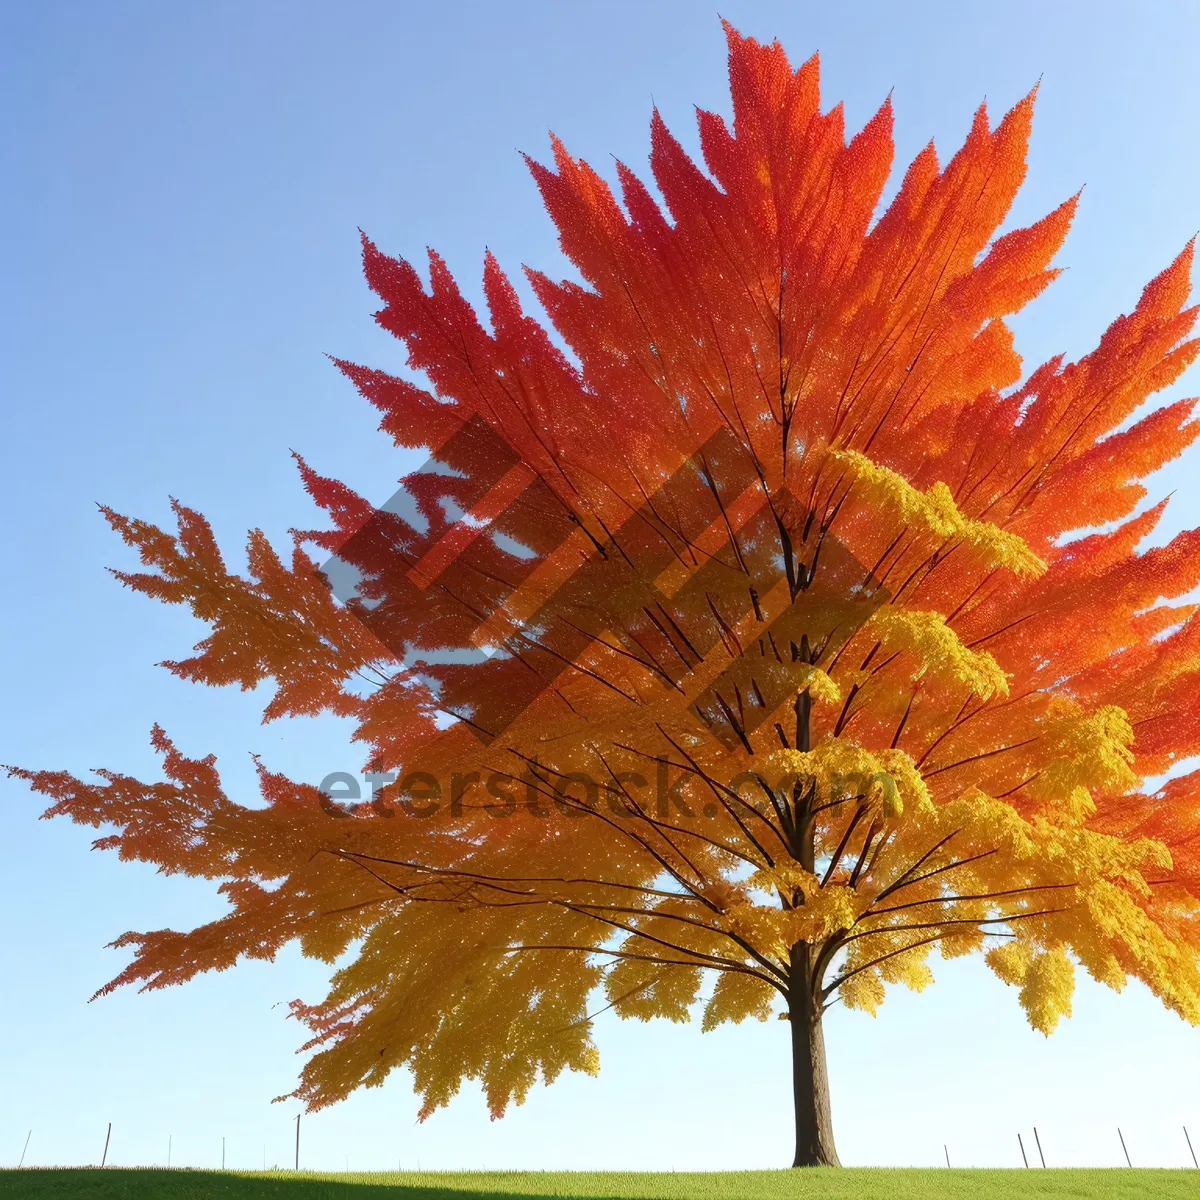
{"left": 0, "top": 1168, "right": 1196, "bottom": 1199}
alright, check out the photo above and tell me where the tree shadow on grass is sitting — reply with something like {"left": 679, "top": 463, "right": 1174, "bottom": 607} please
{"left": 0, "top": 1169, "right": 619, "bottom": 1200}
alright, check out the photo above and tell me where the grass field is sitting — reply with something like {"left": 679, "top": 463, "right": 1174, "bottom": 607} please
{"left": 0, "top": 1168, "right": 1197, "bottom": 1199}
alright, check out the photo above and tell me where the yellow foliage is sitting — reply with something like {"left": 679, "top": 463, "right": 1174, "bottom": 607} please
{"left": 605, "top": 958, "right": 701, "bottom": 1024}
{"left": 839, "top": 970, "right": 886, "bottom": 1015}
{"left": 767, "top": 741, "right": 930, "bottom": 817}
{"left": 1020, "top": 948, "right": 1076, "bottom": 1035}
{"left": 986, "top": 941, "right": 1032, "bottom": 987}
{"left": 868, "top": 607, "right": 1010, "bottom": 699}
{"left": 1032, "top": 705, "right": 1139, "bottom": 814}
{"left": 988, "top": 942, "right": 1076, "bottom": 1033}
{"left": 832, "top": 449, "right": 1047, "bottom": 577}
{"left": 794, "top": 663, "right": 841, "bottom": 704}
{"left": 701, "top": 970, "right": 775, "bottom": 1031}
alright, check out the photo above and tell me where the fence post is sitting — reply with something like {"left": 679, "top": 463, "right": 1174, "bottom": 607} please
{"left": 1017, "top": 1133, "right": 1028, "bottom": 1168}
{"left": 1033, "top": 1126, "right": 1046, "bottom": 1168}
{"left": 1186, "top": 1127, "right": 1198, "bottom": 1169}
{"left": 100, "top": 1122, "right": 111, "bottom": 1168}
{"left": 18, "top": 1130, "right": 31, "bottom": 1169}
{"left": 1118, "top": 1128, "right": 1131, "bottom": 1168}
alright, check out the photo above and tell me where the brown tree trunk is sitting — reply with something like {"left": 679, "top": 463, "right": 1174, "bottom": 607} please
{"left": 788, "top": 661, "right": 838, "bottom": 1165}
{"left": 788, "top": 946, "right": 839, "bottom": 1167}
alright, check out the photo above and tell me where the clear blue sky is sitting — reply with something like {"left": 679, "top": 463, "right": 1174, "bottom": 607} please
{"left": 3, "top": 0, "right": 1199, "bottom": 1173}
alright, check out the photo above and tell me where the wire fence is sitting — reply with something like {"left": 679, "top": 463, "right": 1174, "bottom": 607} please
{"left": 9, "top": 1120, "right": 1200, "bottom": 1172}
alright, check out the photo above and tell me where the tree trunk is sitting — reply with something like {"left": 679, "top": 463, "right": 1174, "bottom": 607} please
{"left": 788, "top": 662, "right": 838, "bottom": 1165}
{"left": 789, "top": 947, "right": 839, "bottom": 1167}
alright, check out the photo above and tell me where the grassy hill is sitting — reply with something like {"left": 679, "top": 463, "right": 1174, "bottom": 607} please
{"left": 1, "top": 1168, "right": 1197, "bottom": 1199}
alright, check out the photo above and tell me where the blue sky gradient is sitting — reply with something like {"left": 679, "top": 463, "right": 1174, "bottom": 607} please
{"left": 3, "top": 0, "right": 1199, "bottom": 1172}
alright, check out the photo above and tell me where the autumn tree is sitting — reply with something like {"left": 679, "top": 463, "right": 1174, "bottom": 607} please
{"left": 13, "top": 23, "right": 1200, "bottom": 1168}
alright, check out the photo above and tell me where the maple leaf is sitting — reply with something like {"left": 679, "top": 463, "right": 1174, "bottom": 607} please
{"left": 11, "top": 22, "right": 1200, "bottom": 1168}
